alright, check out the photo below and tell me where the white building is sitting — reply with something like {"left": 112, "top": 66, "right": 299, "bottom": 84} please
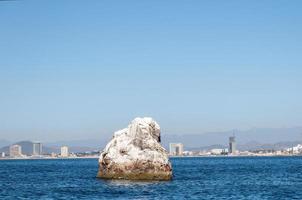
{"left": 1, "top": 152, "right": 5, "bottom": 158}
{"left": 210, "top": 148, "right": 224, "bottom": 155}
{"left": 9, "top": 145, "right": 22, "bottom": 157}
{"left": 287, "top": 144, "right": 302, "bottom": 154}
{"left": 51, "top": 152, "right": 57, "bottom": 158}
{"left": 33, "top": 142, "right": 43, "bottom": 156}
{"left": 169, "top": 143, "right": 184, "bottom": 156}
{"left": 61, "top": 146, "right": 69, "bottom": 157}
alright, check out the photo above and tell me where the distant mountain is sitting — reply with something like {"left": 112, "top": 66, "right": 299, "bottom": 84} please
{"left": 45, "top": 137, "right": 112, "bottom": 150}
{"left": 161, "top": 127, "right": 302, "bottom": 149}
{"left": 0, "top": 140, "right": 10, "bottom": 149}
{"left": 2, "top": 127, "right": 301, "bottom": 154}
{"left": 186, "top": 144, "right": 227, "bottom": 151}
{"left": 70, "top": 146, "right": 98, "bottom": 153}
{"left": 46, "top": 146, "right": 98, "bottom": 153}
{"left": 185, "top": 141, "right": 302, "bottom": 152}
{"left": 238, "top": 141, "right": 302, "bottom": 151}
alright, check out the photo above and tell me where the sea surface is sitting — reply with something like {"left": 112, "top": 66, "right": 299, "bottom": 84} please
{"left": 1, "top": 157, "right": 302, "bottom": 199}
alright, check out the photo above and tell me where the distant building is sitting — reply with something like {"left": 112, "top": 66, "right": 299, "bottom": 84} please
{"left": 211, "top": 149, "right": 224, "bottom": 155}
{"left": 33, "top": 142, "right": 43, "bottom": 156}
{"left": 61, "top": 146, "right": 69, "bottom": 157}
{"left": 287, "top": 144, "right": 302, "bottom": 154}
{"left": 1, "top": 152, "right": 5, "bottom": 158}
{"left": 51, "top": 152, "right": 57, "bottom": 158}
{"left": 169, "top": 143, "right": 184, "bottom": 156}
{"left": 9, "top": 145, "right": 22, "bottom": 157}
{"left": 229, "top": 136, "right": 236, "bottom": 155}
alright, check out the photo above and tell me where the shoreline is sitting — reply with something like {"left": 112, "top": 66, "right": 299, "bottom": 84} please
{"left": 0, "top": 156, "right": 99, "bottom": 161}
{"left": 1, "top": 154, "right": 302, "bottom": 161}
{"left": 170, "top": 154, "right": 302, "bottom": 158}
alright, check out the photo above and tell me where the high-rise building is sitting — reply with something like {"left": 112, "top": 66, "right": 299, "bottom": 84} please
{"left": 33, "top": 142, "right": 43, "bottom": 156}
{"left": 9, "top": 145, "right": 22, "bottom": 157}
{"left": 169, "top": 143, "right": 184, "bottom": 156}
{"left": 1, "top": 152, "right": 5, "bottom": 158}
{"left": 61, "top": 146, "right": 69, "bottom": 157}
{"left": 229, "top": 136, "right": 236, "bottom": 155}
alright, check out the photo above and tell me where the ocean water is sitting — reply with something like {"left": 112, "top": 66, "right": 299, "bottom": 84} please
{"left": 1, "top": 157, "right": 302, "bottom": 199}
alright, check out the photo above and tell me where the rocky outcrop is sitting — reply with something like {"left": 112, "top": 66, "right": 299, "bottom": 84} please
{"left": 97, "top": 117, "right": 172, "bottom": 180}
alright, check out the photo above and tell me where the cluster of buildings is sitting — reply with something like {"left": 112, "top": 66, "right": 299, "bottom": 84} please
{"left": 169, "top": 136, "right": 237, "bottom": 156}
{"left": 4, "top": 136, "right": 302, "bottom": 159}
{"left": 169, "top": 136, "right": 302, "bottom": 157}
{"left": 2, "top": 142, "right": 71, "bottom": 159}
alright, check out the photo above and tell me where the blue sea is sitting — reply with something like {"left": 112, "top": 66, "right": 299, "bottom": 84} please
{"left": 1, "top": 157, "right": 302, "bottom": 199}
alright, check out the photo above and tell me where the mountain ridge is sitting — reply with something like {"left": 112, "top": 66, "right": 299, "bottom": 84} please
{"left": 1, "top": 127, "right": 302, "bottom": 153}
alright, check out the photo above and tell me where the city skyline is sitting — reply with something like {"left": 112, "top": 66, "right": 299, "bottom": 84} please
{"left": 1, "top": 1, "right": 302, "bottom": 142}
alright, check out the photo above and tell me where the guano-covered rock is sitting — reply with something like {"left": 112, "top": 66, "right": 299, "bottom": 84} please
{"left": 97, "top": 117, "right": 172, "bottom": 180}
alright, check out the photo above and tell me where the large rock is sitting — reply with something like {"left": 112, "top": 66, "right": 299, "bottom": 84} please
{"left": 97, "top": 117, "right": 172, "bottom": 180}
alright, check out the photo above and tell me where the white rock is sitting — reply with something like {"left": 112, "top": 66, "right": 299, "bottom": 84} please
{"left": 97, "top": 117, "right": 172, "bottom": 180}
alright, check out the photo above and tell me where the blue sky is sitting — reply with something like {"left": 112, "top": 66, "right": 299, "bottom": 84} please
{"left": 0, "top": 0, "right": 301, "bottom": 141}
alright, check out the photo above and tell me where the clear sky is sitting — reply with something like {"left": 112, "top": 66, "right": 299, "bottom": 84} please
{"left": 0, "top": 0, "right": 301, "bottom": 142}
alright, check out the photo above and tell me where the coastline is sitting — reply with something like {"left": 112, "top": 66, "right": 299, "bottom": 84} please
{"left": 1, "top": 154, "right": 301, "bottom": 161}
{"left": 0, "top": 156, "right": 99, "bottom": 161}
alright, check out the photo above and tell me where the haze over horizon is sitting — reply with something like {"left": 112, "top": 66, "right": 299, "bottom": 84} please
{"left": 1, "top": 1, "right": 302, "bottom": 142}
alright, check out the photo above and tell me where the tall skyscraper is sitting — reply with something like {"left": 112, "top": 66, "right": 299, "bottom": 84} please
{"left": 9, "top": 145, "right": 22, "bottom": 157}
{"left": 229, "top": 136, "right": 236, "bottom": 155}
{"left": 33, "top": 142, "right": 43, "bottom": 156}
{"left": 61, "top": 146, "right": 69, "bottom": 157}
{"left": 169, "top": 143, "right": 184, "bottom": 156}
